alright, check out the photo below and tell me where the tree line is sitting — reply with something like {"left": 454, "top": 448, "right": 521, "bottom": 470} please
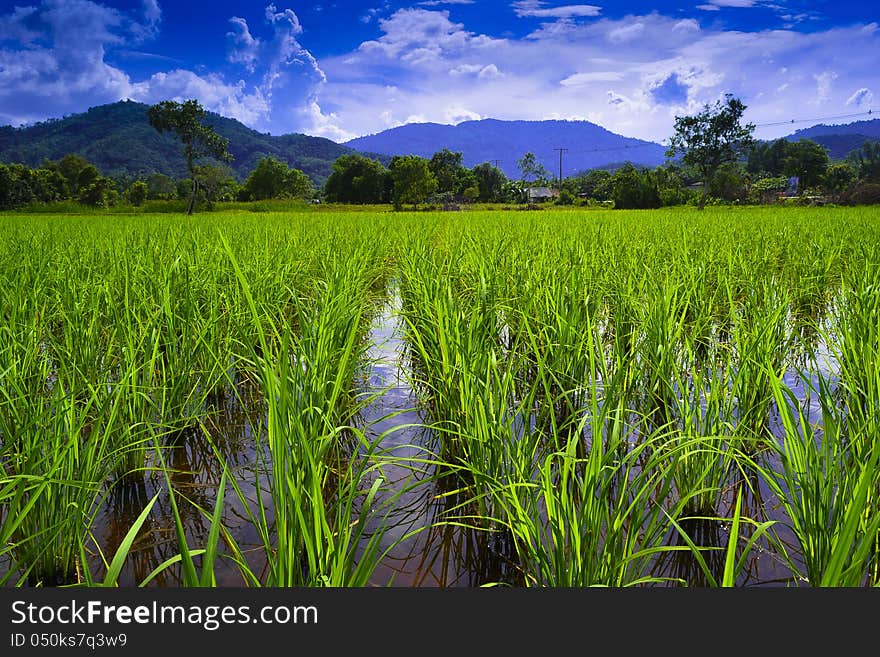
{"left": 2, "top": 97, "right": 879, "bottom": 212}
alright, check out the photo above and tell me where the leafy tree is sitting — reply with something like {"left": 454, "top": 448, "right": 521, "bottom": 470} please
{"left": 748, "top": 176, "right": 788, "bottom": 204}
{"left": 77, "top": 176, "right": 115, "bottom": 207}
{"left": 652, "top": 166, "right": 690, "bottom": 206}
{"left": 556, "top": 189, "right": 575, "bottom": 205}
{"left": 782, "top": 139, "right": 829, "bottom": 190}
{"left": 56, "top": 154, "right": 93, "bottom": 196}
{"left": 848, "top": 141, "right": 880, "bottom": 182}
{"left": 429, "top": 148, "right": 467, "bottom": 194}
{"left": 147, "top": 99, "right": 232, "bottom": 214}
{"left": 747, "top": 138, "right": 789, "bottom": 176}
{"left": 127, "top": 180, "right": 148, "bottom": 207}
{"left": 324, "top": 154, "right": 391, "bottom": 204}
{"left": 471, "top": 162, "right": 507, "bottom": 202}
{"left": 146, "top": 173, "right": 177, "bottom": 200}
{"left": 516, "top": 151, "right": 550, "bottom": 192}
{"left": 240, "top": 156, "right": 312, "bottom": 201}
{"left": 577, "top": 169, "right": 613, "bottom": 202}
{"left": 390, "top": 155, "right": 437, "bottom": 209}
{"left": 666, "top": 94, "right": 755, "bottom": 210}
{"left": 707, "top": 163, "right": 748, "bottom": 203}
{"left": 194, "top": 164, "right": 239, "bottom": 206}
{"left": 822, "top": 162, "right": 857, "bottom": 196}
{"left": 610, "top": 163, "right": 661, "bottom": 209}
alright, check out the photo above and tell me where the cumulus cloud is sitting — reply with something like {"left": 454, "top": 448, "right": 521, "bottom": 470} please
{"left": 0, "top": 1, "right": 342, "bottom": 139}
{"left": 0, "top": 0, "right": 134, "bottom": 126}
{"left": 846, "top": 87, "right": 873, "bottom": 107}
{"left": 316, "top": 8, "right": 879, "bottom": 143}
{"left": 227, "top": 17, "right": 261, "bottom": 73}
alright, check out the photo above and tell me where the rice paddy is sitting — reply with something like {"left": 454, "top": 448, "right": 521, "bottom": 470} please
{"left": 1, "top": 205, "right": 879, "bottom": 588}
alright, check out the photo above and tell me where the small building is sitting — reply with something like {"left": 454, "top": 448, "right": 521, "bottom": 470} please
{"left": 526, "top": 186, "right": 557, "bottom": 201}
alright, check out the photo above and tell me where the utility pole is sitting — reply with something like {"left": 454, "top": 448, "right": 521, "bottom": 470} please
{"left": 553, "top": 148, "right": 568, "bottom": 188}
{"left": 491, "top": 159, "right": 502, "bottom": 169}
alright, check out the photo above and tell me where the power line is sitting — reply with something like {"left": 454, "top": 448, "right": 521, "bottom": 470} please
{"left": 754, "top": 108, "right": 873, "bottom": 129}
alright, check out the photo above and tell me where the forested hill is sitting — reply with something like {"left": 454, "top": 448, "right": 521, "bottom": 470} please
{"left": 0, "top": 100, "right": 386, "bottom": 186}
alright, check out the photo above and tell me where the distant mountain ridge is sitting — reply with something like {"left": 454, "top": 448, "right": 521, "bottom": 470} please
{"left": 783, "top": 118, "right": 880, "bottom": 159}
{"left": 344, "top": 118, "right": 668, "bottom": 179}
{"left": 0, "top": 100, "right": 388, "bottom": 186}
{"left": 2, "top": 103, "right": 877, "bottom": 185}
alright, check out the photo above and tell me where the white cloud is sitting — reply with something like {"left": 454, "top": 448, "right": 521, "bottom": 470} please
{"left": 813, "top": 70, "right": 838, "bottom": 104}
{"left": 607, "top": 21, "right": 645, "bottom": 44}
{"left": 316, "top": 9, "right": 880, "bottom": 143}
{"left": 450, "top": 63, "right": 503, "bottom": 78}
{"left": 846, "top": 87, "right": 873, "bottom": 107}
{"left": 699, "top": 0, "right": 757, "bottom": 8}
{"left": 227, "top": 17, "right": 261, "bottom": 73}
{"left": 512, "top": 1, "right": 602, "bottom": 19}
{"left": 560, "top": 71, "right": 623, "bottom": 86}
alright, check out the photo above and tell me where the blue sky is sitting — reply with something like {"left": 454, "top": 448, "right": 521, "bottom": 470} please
{"left": 0, "top": 0, "right": 876, "bottom": 143}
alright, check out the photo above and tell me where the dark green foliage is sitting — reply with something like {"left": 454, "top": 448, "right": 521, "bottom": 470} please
{"left": 126, "top": 181, "right": 148, "bottom": 207}
{"left": 240, "top": 156, "right": 313, "bottom": 201}
{"left": 389, "top": 155, "right": 438, "bottom": 209}
{"left": 429, "top": 148, "right": 467, "bottom": 194}
{"left": 611, "top": 163, "right": 661, "bottom": 209}
{"left": 574, "top": 169, "right": 613, "bottom": 201}
{"left": 666, "top": 94, "right": 755, "bottom": 210}
{"left": 707, "top": 163, "right": 749, "bottom": 204}
{"left": 822, "top": 163, "right": 857, "bottom": 196}
{"left": 471, "top": 162, "right": 507, "bottom": 202}
{"left": 782, "top": 140, "right": 830, "bottom": 189}
{"left": 848, "top": 141, "right": 880, "bottom": 182}
{"left": 0, "top": 158, "right": 115, "bottom": 209}
{"left": 323, "top": 154, "right": 391, "bottom": 204}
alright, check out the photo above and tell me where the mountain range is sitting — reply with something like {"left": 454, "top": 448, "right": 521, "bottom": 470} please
{"left": 0, "top": 101, "right": 877, "bottom": 184}
{"left": 0, "top": 100, "right": 387, "bottom": 186}
{"left": 344, "top": 119, "right": 669, "bottom": 180}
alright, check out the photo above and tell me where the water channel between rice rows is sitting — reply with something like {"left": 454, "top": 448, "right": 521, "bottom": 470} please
{"left": 81, "top": 285, "right": 832, "bottom": 588}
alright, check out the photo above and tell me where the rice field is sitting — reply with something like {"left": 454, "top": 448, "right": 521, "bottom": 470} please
{"left": 1, "top": 205, "right": 879, "bottom": 587}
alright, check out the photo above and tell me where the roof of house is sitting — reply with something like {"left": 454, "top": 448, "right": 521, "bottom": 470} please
{"left": 526, "top": 186, "right": 555, "bottom": 198}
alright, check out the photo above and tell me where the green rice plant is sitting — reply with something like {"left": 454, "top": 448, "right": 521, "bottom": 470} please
{"left": 754, "top": 371, "right": 880, "bottom": 586}
{"left": 729, "top": 281, "right": 792, "bottom": 453}
{"left": 487, "top": 416, "right": 688, "bottom": 587}
{"left": 222, "top": 233, "right": 400, "bottom": 586}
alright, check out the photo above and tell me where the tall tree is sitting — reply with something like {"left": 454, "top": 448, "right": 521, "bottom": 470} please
{"left": 516, "top": 151, "right": 550, "bottom": 189}
{"left": 324, "top": 154, "right": 391, "bottom": 204}
{"left": 429, "top": 148, "right": 466, "bottom": 194}
{"left": 241, "top": 156, "right": 312, "bottom": 201}
{"left": 666, "top": 94, "right": 755, "bottom": 210}
{"left": 389, "top": 155, "right": 437, "bottom": 209}
{"left": 147, "top": 99, "right": 231, "bottom": 215}
{"left": 471, "top": 162, "right": 507, "bottom": 202}
{"left": 782, "top": 139, "right": 830, "bottom": 190}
